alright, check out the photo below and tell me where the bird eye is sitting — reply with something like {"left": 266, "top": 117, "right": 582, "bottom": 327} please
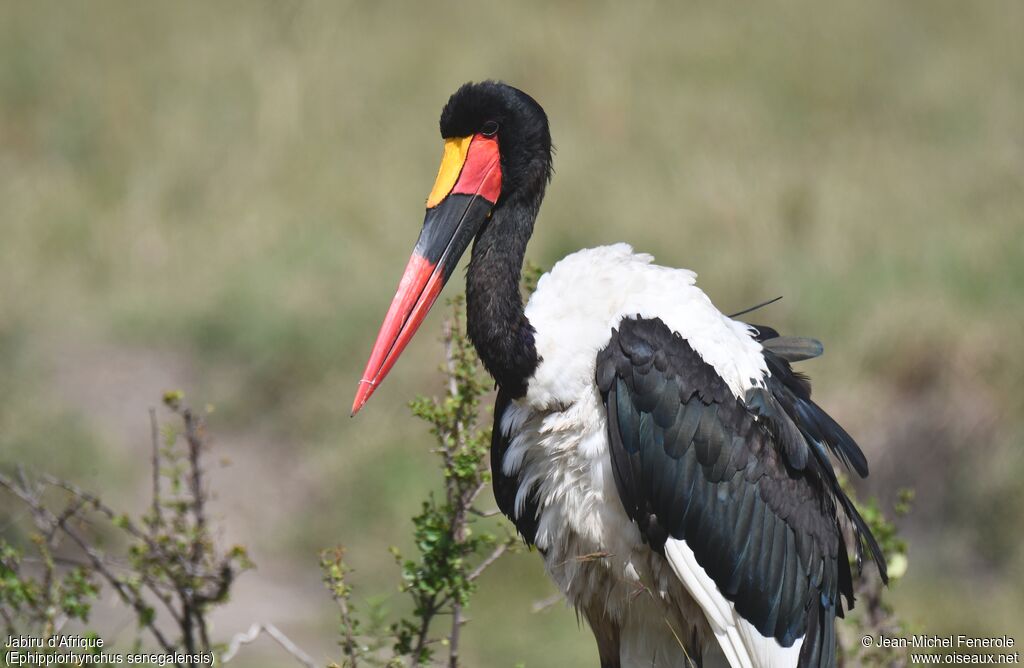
{"left": 482, "top": 121, "right": 499, "bottom": 137}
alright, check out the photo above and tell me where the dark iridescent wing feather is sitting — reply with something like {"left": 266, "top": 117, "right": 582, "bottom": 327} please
{"left": 596, "top": 317, "right": 886, "bottom": 668}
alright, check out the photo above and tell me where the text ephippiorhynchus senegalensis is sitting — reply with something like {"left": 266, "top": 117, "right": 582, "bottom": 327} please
{"left": 352, "top": 81, "right": 887, "bottom": 668}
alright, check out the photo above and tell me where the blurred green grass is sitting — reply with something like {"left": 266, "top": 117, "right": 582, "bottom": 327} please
{"left": 2, "top": 0, "right": 1023, "bottom": 663}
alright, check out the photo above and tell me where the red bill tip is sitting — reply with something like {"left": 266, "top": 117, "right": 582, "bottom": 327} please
{"left": 351, "top": 253, "right": 445, "bottom": 415}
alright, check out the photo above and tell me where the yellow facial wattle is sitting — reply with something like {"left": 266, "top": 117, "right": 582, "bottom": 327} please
{"left": 426, "top": 136, "right": 473, "bottom": 209}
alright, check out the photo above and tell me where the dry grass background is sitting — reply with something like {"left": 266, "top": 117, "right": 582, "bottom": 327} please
{"left": 2, "top": 1, "right": 1022, "bottom": 665}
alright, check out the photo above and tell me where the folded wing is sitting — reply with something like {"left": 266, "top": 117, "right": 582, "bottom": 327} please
{"left": 596, "top": 316, "right": 885, "bottom": 668}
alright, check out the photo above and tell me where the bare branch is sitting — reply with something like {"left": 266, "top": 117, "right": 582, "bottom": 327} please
{"left": 531, "top": 593, "right": 563, "bottom": 614}
{"left": 182, "top": 407, "right": 208, "bottom": 545}
{"left": 150, "top": 408, "right": 163, "bottom": 528}
{"left": 32, "top": 474, "right": 189, "bottom": 628}
{"left": 449, "top": 602, "right": 462, "bottom": 668}
{"left": 1, "top": 397, "right": 249, "bottom": 662}
{"left": 222, "top": 623, "right": 317, "bottom": 668}
{"left": 0, "top": 471, "right": 177, "bottom": 654}
{"left": 468, "top": 543, "right": 508, "bottom": 582}
{"left": 39, "top": 476, "right": 147, "bottom": 540}
{"left": 335, "top": 594, "right": 359, "bottom": 667}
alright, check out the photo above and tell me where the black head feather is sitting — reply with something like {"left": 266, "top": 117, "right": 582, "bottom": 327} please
{"left": 440, "top": 81, "right": 553, "bottom": 205}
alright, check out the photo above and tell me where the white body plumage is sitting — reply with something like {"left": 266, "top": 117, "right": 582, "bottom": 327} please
{"left": 498, "top": 244, "right": 802, "bottom": 668}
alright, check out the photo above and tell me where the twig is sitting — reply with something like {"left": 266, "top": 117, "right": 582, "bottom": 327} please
{"left": 150, "top": 408, "right": 162, "bottom": 528}
{"left": 323, "top": 547, "right": 360, "bottom": 667}
{"left": 468, "top": 543, "right": 508, "bottom": 582}
{"left": 222, "top": 623, "right": 317, "bottom": 668}
{"left": 468, "top": 507, "right": 501, "bottom": 518}
{"left": 182, "top": 407, "right": 207, "bottom": 543}
{"left": 1, "top": 604, "right": 16, "bottom": 636}
{"left": 40, "top": 476, "right": 149, "bottom": 542}
{"left": 444, "top": 312, "right": 472, "bottom": 668}
{"left": 164, "top": 402, "right": 211, "bottom": 655}
{"left": 336, "top": 592, "right": 360, "bottom": 667}
{"left": 552, "top": 551, "right": 613, "bottom": 568}
{"left": 441, "top": 319, "right": 461, "bottom": 509}
{"left": 46, "top": 496, "right": 88, "bottom": 545}
{"left": 449, "top": 602, "right": 462, "bottom": 668}
{"left": 531, "top": 593, "right": 563, "bottom": 613}
{"left": 412, "top": 595, "right": 440, "bottom": 665}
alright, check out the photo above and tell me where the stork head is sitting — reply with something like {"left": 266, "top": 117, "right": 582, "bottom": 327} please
{"left": 352, "top": 81, "right": 552, "bottom": 415}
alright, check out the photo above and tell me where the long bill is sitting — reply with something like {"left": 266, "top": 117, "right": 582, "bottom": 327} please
{"left": 351, "top": 133, "right": 501, "bottom": 415}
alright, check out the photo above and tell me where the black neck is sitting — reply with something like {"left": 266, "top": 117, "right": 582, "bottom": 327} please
{"left": 465, "top": 193, "right": 540, "bottom": 398}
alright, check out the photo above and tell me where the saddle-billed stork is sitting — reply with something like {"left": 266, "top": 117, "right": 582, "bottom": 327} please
{"left": 352, "top": 81, "right": 886, "bottom": 668}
